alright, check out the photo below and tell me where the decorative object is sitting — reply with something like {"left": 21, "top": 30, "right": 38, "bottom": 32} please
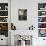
{"left": 38, "top": 17, "right": 46, "bottom": 22}
{"left": 15, "top": 35, "right": 32, "bottom": 46}
{"left": 39, "top": 29, "right": 46, "bottom": 37}
{"left": 0, "top": 3, "right": 8, "bottom": 10}
{"left": 21, "top": 40, "right": 25, "bottom": 46}
{"left": 38, "top": 3, "right": 46, "bottom": 10}
{"left": 5, "top": 6, "right": 8, "bottom": 10}
{"left": 42, "top": 12, "right": 45, "bottom": 15}
{"left": 0, "top": 6, "right": 1, "bottom": 10}
{"left": 18, "top": 9, "right": 27, "bottom": 20}
{"left": 0, "top": 11, "right": 8, "bottom": 16}
{"left": 0, "top": 17, "right": 8, "bottom": 22}
{"left": 19, "top": 35, "right": 32, "bottom": 45}
{"left": 29, "top": 25, "right": 35, "bottom": 30}
{"left": 11, "top": 23, "right": 16, "bottom": 30}
{"left": 40, "top": 8, "right": 44, "bottom": 10}
{"left": 38, "top": 11, "right": 46, "bottom": 16}
{"left": 38, "top": 23, "right": 46, "bottom": 28}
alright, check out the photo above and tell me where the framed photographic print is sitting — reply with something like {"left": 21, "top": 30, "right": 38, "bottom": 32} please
{"left": 18, "top": 9, "right": 27, "bottom": 21}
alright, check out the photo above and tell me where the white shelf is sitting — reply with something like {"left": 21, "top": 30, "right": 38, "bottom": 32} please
{"left": 0, "top": 22, "right": 8, "bottom": 23}
{"left": 38, "top": 22, "right": 46, "bottom": 23}
{"left": 38, "top": 16, "right": 46, "bottom": 17}
{"left": 38, "top": 28, "right": 46, "bottom": 29}
{"left": 0, "top": 10, "right": 8, "bottom": 11}
{"left": 0, "top": 16, "right": 8, "bottom": 17}
{"left": 38, "top": 10, "right": 46, "bottom": 11}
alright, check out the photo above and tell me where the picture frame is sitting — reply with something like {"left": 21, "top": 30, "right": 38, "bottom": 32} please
{"left": 18, "top": 9, "right": 27, "bottom": 20}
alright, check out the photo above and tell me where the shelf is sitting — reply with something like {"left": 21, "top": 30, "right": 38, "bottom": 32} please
{"left": 0, "top": 3, "right": 8, "bottom": 37}
{"left": 38, "top": 3, "right": 46, "bottom": 37}
{"left": 38, "top": 28, "right": 46, "bottom": 29}
{"left": 38, "top": 10, "right": 46, "bottom": 11}
{"left": 0, "top": 22, "right": 8, "bottom": 23}
{"left": 0, "top": 10, "right": 8, "bottom": 11}
{"left": 38, "top": 15, "right": 46, "bottom": 17}
{"left": 0, "top": 16, "right": 8, "bottom": 17}
{"left": 38, "top": 22, "right": 46, "bottom": 23}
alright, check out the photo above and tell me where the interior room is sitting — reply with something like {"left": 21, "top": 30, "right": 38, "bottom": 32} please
{"left": 0, "top": 0, "right": 46, "bottom": 46}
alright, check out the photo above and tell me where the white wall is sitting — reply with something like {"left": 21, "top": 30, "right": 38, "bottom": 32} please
{"left": 11, "top": 0, "right": 46, "bottom": 30}
{"left": 11, "top": 0, "right": 46, "bottom": 46}
{"left": 11, "top": 0, "right": 38, "bottom": 45}
{"left": 11, "top": 0, "right": 38, "bottom": 30}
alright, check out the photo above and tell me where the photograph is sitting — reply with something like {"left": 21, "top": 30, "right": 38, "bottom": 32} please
{"left": 18, "top": 9, "right": 27, "bottom": 20}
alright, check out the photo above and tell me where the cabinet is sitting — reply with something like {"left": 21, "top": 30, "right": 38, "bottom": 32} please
{"left": 0, "top": 3, "right": 8, "bottom": 37}
{"left": 0, "top": 35, "right": 8, "bottom": 45}
{"left": 0, "top": 0, "right": 11, "bottom": 45}
{"left": 38, "top": 3, "right": 46, "bottom": 37}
